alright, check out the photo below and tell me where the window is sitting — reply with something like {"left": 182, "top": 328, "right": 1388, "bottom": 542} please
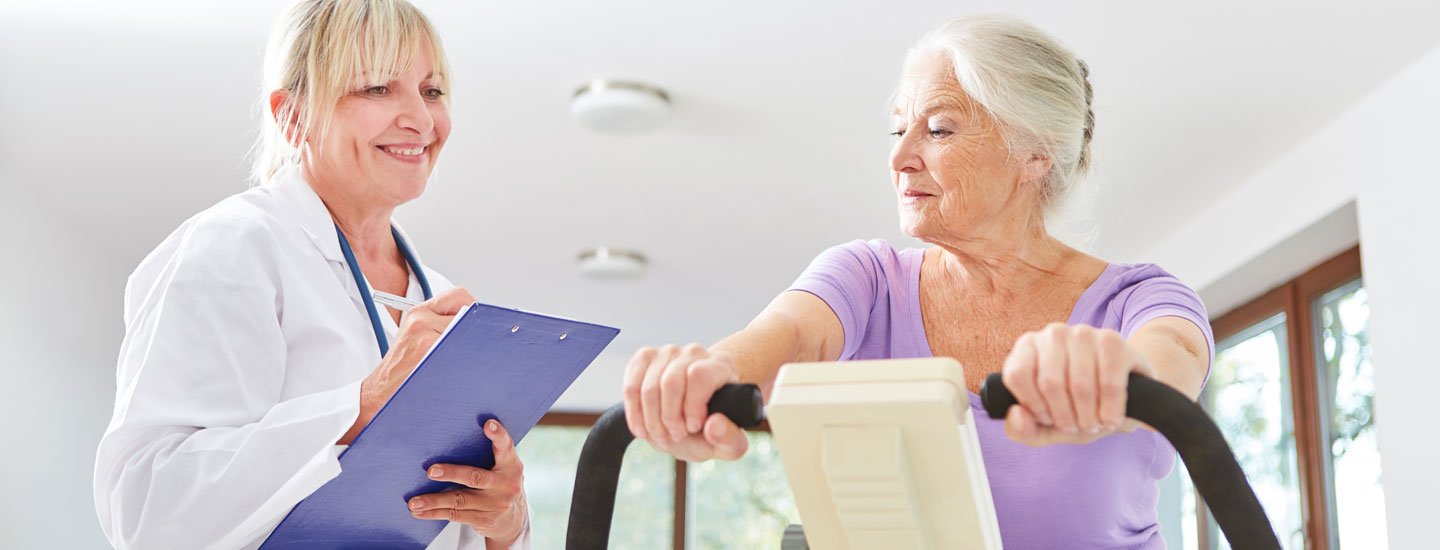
{"left": 686, "top": 431, "right": 801, "bottom": 548}
{"left": 1204, "top": 313, "right": 1306, "bottom": 548}
{"left": 1185, "top": 247, "right": 1385, "bottom": 549}
{"left": 1313, "top": 281, "right": 1385, "bottom": 549}
{"left": 521, "top": 415, "right": 799, "bottom": 549}
{"left": 519, "top": 415, "right": 674, "bottom": 549}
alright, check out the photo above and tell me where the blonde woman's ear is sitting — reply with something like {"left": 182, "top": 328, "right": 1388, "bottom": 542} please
{"left": 269, "top": 90, "right": 302, "bottom": 147}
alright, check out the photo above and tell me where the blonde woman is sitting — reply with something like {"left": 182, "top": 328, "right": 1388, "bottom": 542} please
{"left": 93, "top": 1, "right": 529, "bottom": 548}
{"left": 624, "top": 15, "right": 1212, "bottom": 548}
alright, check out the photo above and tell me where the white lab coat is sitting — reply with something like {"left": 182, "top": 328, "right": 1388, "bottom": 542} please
{"left": 94, "top": 167, "right": 530, "bottom": 549}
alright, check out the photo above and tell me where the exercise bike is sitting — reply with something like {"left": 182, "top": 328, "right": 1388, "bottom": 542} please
{"left": 564, "top": 358, "right": 1280, "bottom": 549}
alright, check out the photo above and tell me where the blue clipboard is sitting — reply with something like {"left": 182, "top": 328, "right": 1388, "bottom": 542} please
{"left": 260, "top": 303, "right": 619, "bottom": 549}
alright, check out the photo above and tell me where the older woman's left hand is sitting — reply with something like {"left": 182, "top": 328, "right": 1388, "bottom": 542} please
{"left": 408, "top": 419, "right": 529, "bottom": 547}
{"left": 1000, "top": 323, "right": 1153, "bottom": 446}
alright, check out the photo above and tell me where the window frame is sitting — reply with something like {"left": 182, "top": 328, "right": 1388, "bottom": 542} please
{"left": 1204, "top": 245, "right": 1363, "bottom": 550}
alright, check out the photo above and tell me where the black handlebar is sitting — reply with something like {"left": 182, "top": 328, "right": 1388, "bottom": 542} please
{"left": 981, "top": 372, "right": 1281, "bottom": 550}
{"left": 565, "top": 383, "right": 764, "bottom": 549}
{"left": 565, "top": 375, "right": 1282, "bottom": 550}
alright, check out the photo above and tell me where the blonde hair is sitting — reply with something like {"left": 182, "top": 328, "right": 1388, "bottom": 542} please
{"left": 251, "top": 0, "right": 451, "bottom": 185}
{"left": 904, "top": 14, "right": 1094, "bottom": 221}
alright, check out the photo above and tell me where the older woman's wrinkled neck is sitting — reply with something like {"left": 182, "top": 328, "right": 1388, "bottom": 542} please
{"left": 930, "top": 204, "right": 1079, "bottom": 298}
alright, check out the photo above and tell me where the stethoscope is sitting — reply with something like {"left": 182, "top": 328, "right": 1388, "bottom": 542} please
{"left": 335, "top": 224, "right": 434, "bottom": 357}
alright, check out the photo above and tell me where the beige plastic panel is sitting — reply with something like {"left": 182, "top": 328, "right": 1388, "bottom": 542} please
{"left": 767, "top": 358, "right": 1002, "bottom": 550}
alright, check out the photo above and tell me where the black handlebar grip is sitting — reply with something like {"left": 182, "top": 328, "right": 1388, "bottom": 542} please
{"left": 708, "top": 383, "right": 766, "bottom": 428}
{"left": 979, "top": 372, "right": 1281, "bottom": 550}
{"left": 979, "top": 373, "right": 1019, "bottom": 420}
{"left": 567, "top": 383, "right": 765, "bottom": 549}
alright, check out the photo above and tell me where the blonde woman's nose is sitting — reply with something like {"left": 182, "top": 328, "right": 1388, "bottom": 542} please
{"left": 395, "top": 91, "right": 435, "bottom": 135}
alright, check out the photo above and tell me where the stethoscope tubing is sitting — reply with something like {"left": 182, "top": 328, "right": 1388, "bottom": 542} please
{"left": 335, "top": 224, "right": 435, "bottom": 357}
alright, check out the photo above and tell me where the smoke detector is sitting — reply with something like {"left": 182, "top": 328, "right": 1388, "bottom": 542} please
{"left": 571, "top": 80, "right": 671, "bottom": 133}
{"left": 578, "top": 247, "right": 648, "bottom": 279}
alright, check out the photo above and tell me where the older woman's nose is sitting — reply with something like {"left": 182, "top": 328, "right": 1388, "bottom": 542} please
{"left": 890, "top": 133, "right": 925, "bottom": 174}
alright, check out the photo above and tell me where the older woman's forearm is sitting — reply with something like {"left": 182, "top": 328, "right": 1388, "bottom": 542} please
{"left": 1127, "top": 317, "right": 1209, "bottom": 400}
{"left": 710, "top": 315, "right": 804, "bottom": 401}
{"left": 622, "top": 291, "right": 844, "bottom": 460}
{"left": 710, "top": 291, "right": 846, "bottom": 401}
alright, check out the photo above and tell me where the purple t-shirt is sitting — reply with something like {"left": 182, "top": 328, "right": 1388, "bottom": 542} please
{"left": 788, "top": 239, "right": 1214, "bottom": 549}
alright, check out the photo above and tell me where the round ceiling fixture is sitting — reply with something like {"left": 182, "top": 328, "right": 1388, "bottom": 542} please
{"left": 577, "top": 247, "right": 648, "bottom": 279}
{"left": 571, "top": 80, "right": 671, "bottom": 133}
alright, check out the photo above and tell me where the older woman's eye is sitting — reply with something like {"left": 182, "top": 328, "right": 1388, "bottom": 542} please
{"left": 890, "top": 130, "right": 905, "bottom": 138}
{"left": 929, "top": 128, "right": 953, "bottom": 138}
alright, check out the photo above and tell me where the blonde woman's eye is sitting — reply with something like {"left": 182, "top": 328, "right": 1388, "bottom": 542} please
{"left": 424, "top": 88, "right": 446, "bottom": 100}
{"left": 364, "top": 85, "right": 389, "bottom": 96}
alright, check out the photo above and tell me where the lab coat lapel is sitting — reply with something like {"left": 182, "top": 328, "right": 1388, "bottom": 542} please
{"left": 269, "top": 167, "right": 433, "bottom": 324}
{"left": 269, "top": 167, "right": 370, "bottom": 316}
{"left": 270, "top": 166, "right": 346, "bottom": 265}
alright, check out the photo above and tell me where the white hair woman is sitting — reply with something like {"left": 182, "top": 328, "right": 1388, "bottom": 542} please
{"left": 622, "top": 15, "right": 1212, "bottom": 548}
{"left": 94, "top": 1, "right": 530, "bottom": 548}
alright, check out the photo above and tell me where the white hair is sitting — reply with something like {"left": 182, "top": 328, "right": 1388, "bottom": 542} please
{"left": 905, "top": 14, "right": 1097, "bottom": 246}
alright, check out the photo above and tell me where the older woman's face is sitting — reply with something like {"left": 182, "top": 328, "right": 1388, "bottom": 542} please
{"left": 309, "top": 43, "right": 450, "bottom": 207}
{"left": 889, "top": 53, "right": 1042, "bottom": 244}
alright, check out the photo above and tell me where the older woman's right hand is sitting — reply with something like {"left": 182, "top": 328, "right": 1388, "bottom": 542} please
{"left": 622, "top": 344, "right": 750, "bottom": 461}
{"left": 339, "top": 287, "right": 477, "bottom": 444}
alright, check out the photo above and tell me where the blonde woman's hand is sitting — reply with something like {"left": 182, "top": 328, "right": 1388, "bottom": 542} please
{"left": 999, "top": 323, "right": 1150, "bottom": 446}
{"left": 408, "top": 419, "right": 529, "bottom": 548}
{"left": 622, "top": 344, "right": 750, "bottom": 462}
{"left": 340, "top": 287, "right": 476, "bottom": 445}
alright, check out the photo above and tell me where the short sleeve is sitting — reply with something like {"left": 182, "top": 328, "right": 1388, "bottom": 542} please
{"left": 1118, "top": 275, "right": 1216, "bottom": 382}
{"left": 786, "top": 240, "right": 886, "bottom": 360}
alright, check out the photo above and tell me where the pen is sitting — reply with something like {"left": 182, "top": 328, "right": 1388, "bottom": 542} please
{"left": 372, "top": 290, "right": 421, "bottom": 311}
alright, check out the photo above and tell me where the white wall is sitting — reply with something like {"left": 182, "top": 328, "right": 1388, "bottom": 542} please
{"left": 551, "top": 351, "right": 633, "bottom": 413}
{"left": 0, "top": 187, "right": 125, "bottom": 549}
{"left": 1139, "top": 44, "right": 1440, "bottom": 548}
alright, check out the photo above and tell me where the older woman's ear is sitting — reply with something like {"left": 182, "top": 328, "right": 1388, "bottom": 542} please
{"left": 1020, "top": 151, "right": 1052, "bottom": 185}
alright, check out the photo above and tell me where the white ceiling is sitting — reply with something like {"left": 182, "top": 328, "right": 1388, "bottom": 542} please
{"left": 3, "top": 1, "right": 1438, "bottom": 406}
